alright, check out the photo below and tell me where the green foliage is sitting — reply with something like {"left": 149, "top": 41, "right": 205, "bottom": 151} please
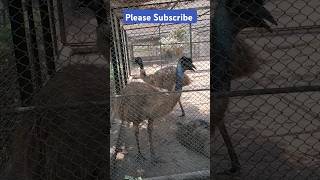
{"left": 160, "top": 29, "right": 188, "bottom": 58}
{"left": 173, "top": 29, "right": 187, "bottom": 42}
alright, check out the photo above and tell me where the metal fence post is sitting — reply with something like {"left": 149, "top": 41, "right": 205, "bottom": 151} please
{"left": 117, "top": 19, "right": 127, "bottom": 85}
{"left": 39, "top": 0, "right": 55, "bottom": 77}
{"left": 8, "top": 0, "right": 34, "bottom": 106}
{"left": 124, "top": 30, "right": 131, "bottom": 76}
{"left": 48, "top": 0, "right": 58, "bottom": 56}
{"left": 111, "top": 11, "right": 121, "bottom": 94}
{"left": 112, "top": 14, "right": 124, "bottom": 89}
{"left": 25, "top": 0, "right": 42, "bottom": 90}
{"left": 56, "top": 0, "right": 66, "bottom": 44}
{"left": 159, "top": 26, "right": 162, "bottom": 68}
{"left": 121, "top": 29, "right": 129, "bottom": 80}
{"left": 189, "top": 23, "right": 192, "bottom": 59}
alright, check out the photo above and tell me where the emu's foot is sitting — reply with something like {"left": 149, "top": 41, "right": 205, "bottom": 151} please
{"left": 151, "top": 155, "right": 166, "bottom": 164}
{"left": 217, "top": 166, "right": 241, "bottom": 176}
{"left": 178, "top": 112, "right": 185, "bottom": 117}
{"left": 136, "top": 153, "right": 147, "bottom": 162}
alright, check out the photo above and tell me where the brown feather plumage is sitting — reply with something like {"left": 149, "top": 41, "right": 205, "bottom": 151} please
{"left": 115, "top": 62, "right": 188, "bottom": 160}
{"left": 140, "top": 66, "right": 191, "bottom": 91}
{"left": 117, "top": 82, "right": 181, "bottom": 124}
{"left": 137, "top": 63, "right": 192, "bottom": 117}
{"left": 3, "top": 64, "right": 108, "bottom": 179}
{"left": 231, "top": 37, "right": 263, "bottom": 79}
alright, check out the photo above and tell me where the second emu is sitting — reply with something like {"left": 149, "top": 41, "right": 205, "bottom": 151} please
{"left": 115, "top": 57, "right": 196, "bottom": 163}
{"left": 212, "top": 0, "right": 277, "bottom": 175}
{"left": 134, "top": 56, "right": 194, "bottom": 117}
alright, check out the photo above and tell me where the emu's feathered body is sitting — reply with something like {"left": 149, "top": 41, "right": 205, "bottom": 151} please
{"left": 118, "top": 82, "right": 181, "bottom": 123}
{"left": 3, "top": 64, "right": 109, "bottom": 179}
{"left": 140, "top": 66, "right": 191, "bottom": 91}
{"left": 134, "top": 57, "right": 194, "bottom": 117}
{"left": 117, "top": 57, "right": 195, "bottom": 161}
{"left": 230, "top": 37, "right": 263, "bottom": 79}
{"left": 117, "top": 80, "right": 182, "bottom": 163}
{"left": 211, "top": 0, "right": 277, "bottom": 175}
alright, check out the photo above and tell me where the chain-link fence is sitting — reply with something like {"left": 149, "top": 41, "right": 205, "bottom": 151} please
{"left": 0, "top": 0, "right": 320, "bottom": 179}
{"left": 110, "top": 0, "right": 210, "bottom": 179}
{"left": 0, "top": 0, "right": 109, "bottom": 179}
{"left": 210, "top": 0, "right": 320, "bottom": 179}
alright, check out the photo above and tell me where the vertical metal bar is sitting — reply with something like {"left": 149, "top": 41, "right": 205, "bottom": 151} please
{"left": 26, "top": 0, "right": 42, "bottom": 90}
{"left": 110, "top": 12, "right": 121, "bottom": 94}
{"left": 121, "top": 29, "right": 129, "bottom": 80}
{"left": 39, "top": 0, "right": 55, "bottom": 77}
{"left": 159, "top": 26, "right": 162, "bottom": 68}
{"left": 117, "top": 20, "right": 127, "bottom": 85}
{"left": 8, "top": 0, "right": 34, "bottom": 106}
{"left": 189, "top": 23, "right": 192, "bottom": 59}
{"left": 130, "top": 44, "right": 134, "bottom": 73}
{"left": 48, "top": 0, "right": 58, "bottom": 56}
{"left": 113, "top": 15, "right": 124, "bottom": 89}
{"left": 124, "top": 30, "right": 131, "bottom": 76}
{"left": 56, "top": 0, "right": 66, "bottom": 44}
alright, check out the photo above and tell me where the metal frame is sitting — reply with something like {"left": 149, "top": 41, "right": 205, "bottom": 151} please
{"left": 26, "top": 0, "right": 42, "bottom": 89}
{"left": 117, "top": 18, "right": 128, "bottom": 85}
{"left": 8, "top": 0, "right": 34, "bottom": 106}
{"left": 112, "top": 13, "right": 124, "bottom": 90}
{"left": 111, "top": 11, "right": 122, "bottom": 94}
{"left": 39, "top": 0, "right": 56, "bottom": 77}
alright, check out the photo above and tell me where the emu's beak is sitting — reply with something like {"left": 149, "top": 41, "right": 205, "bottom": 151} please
{"left": 256, "top": 6, "right": 278, "bottom": 32}
{"left": 190, "top": 63, "right": 196, "bottom": 71}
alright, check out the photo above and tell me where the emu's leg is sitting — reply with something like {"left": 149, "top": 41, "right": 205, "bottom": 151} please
{"left": 134, "top": 123, "right": 146, "bottom": 160}
{"left": 212, "top": 97, "right": 240, "bottom": 175}
{"left": 178, "top": 100, "right": 185, "bottom": 117}
{"left": 147, "top": 119, "right": 165, "bottom": 164}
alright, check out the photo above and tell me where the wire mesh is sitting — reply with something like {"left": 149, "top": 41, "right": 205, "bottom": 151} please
{"left": 0, "top": 0, "right": 109, "bottom": 179}
{"left": 110, "top": 1, "right": 210, "bottom": 179}
{"left": 210, "top": 0, "right": 320, "bottom": 179}
{"left": 0, "top": 0, "right": 319, "bottom": 180}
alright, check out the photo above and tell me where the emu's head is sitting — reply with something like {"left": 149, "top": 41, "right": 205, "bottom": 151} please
{"left": 179, "top": 56, "right": 196, "bottom": 72}
{"left": 228, "top": 0, "right": 278, "bottom": 33}
{"left": 134, "top": 57, "right": 144, "bottom": 69}
{"left": 212, "top": 0, "right": 278, "bottom": 92}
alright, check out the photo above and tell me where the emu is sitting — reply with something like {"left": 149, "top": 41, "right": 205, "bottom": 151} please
{"left": 1, "top": 0, "right": 110, "bottom": 179}
{"left": 211, "top": 0, "right": 277, "bottom": 175}
{"left": 133, "top": 36, "right": 266, "bottom": 116}
{"left": 115, "top": 57, "right": 196, "bottom": 163}
{"left": 1, "top": 64, "right": 109, "bottom": 180}
{"left": 133, "top": 56, "right": 194, "bottom": 117}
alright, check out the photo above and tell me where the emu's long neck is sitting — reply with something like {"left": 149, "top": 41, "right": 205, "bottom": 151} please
{"left": 138, "top": 63, "right": 147, "bottom": 79}
{"left": 175, "top": 63, "right": 185, "bottom": 91}
{"left": 212, "top": 2, "right": 237, "bottom": 93}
